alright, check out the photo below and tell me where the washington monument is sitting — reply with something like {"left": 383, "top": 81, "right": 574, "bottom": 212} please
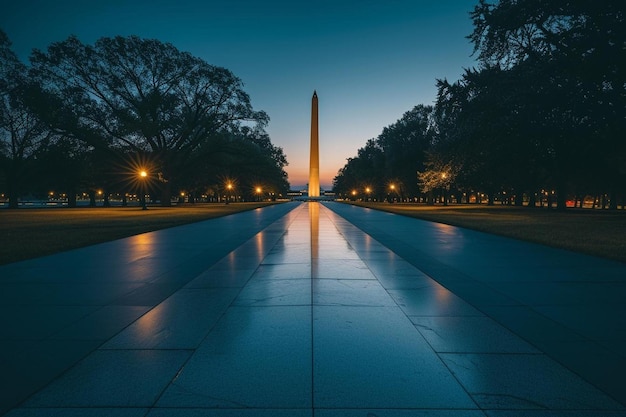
{"left": 309, "top": 91, "right": 320, "bottom": 197}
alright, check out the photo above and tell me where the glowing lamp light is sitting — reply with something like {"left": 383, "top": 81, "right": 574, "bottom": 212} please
{"left": 138, "top": 170, "right": 148, "bottom": 210}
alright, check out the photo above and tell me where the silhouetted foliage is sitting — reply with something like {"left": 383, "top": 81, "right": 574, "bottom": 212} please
{"left": 463, "top": 0, "right": 626, "bottom": 209}
{"left": 0, "top": 33, "right": 288, "bottom": 206}
{"left": 333, "top": 105, "right": 434, "bottom": 200}
{"left": 335, "top": 0, "right": 625, "bottom": 209}
{"left": 28, "top": 35, "right": 284, "bottom": 205}
{"left": 0, "top": 30, "right": 51, "bottom": 208}
{"left": 182, "top": 125, "right": 289, "bottom": 201}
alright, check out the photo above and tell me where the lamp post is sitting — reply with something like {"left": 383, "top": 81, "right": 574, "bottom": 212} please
{"left": 441, "top": 172, "right": 449, "bottom": 206}
{"left": 226, "top": 183, "right": 233, "bottom": 204}
{"left": 389, "top": 184, "right": 396, "bottom": 203}
{"left": 365, "top": 187, "right": 371, "bottom": 202}
{"left": 139, "top": 170, "right": 148, "bottom": 210}
{"left": 256, "top": 186, "right": 262, "bottom": 202}
{"left": 351, "top": 190, "right": 357, "bottom": 201}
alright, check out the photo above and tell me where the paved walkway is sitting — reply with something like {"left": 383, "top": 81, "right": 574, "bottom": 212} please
{"left": 1, "top": 202, "right": 625, "bottom": 416}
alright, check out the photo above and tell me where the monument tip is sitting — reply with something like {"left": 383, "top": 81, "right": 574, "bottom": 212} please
{"left": 313, "top": 90, "right": 317, "bottom": 97}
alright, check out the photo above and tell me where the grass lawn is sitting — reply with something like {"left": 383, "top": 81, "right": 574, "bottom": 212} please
{"left": 0, "top": 202, "right": 280, "bottom": 265}
{"left": 350, "top": 202, "right": 626, "bottom": 264}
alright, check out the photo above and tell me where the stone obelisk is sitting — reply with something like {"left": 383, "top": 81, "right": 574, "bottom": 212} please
{"left": 308, "top": 91, "right": 320, "bottom": 197}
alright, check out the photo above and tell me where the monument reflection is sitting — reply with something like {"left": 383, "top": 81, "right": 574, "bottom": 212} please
{"left": 309, "top": 201, "right": 320, "bottom": 277}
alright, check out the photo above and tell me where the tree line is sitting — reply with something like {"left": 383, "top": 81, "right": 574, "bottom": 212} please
{"left": 333, "top": 0, "right": 625, "bottom": 210}
{"left": 0, "top": 31, "right": 289, "bottom": 208}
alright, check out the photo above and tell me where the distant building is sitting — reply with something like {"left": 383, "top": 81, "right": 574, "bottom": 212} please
{"left": 288, "top": 187, "right": 335, "bottom": 201}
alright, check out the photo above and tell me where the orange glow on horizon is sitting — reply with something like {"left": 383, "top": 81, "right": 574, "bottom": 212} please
{"left": 287, "top": 167, "right": 337, "bottom": 190}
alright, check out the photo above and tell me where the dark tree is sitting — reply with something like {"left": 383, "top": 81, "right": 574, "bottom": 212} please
{"left": 434, "top": 66, "right": 546, "bottom": 206}
{"left": 378, "top": 105, "right": 435, "bottom": 199}
{"left": 333, "top": 105, "right": 434, "bottom": 201}
{"left": 34, "top": 137, "right": 92, "bottom": 207}
{"left": 333, "top": 138, "right": 386, "bottom": 200}
{"left": 183, "top": 125, "right": 289, "bottom": 201}
{"left": 468, "top": 0, "right": 626, "bottom": 209}
{"left": 30, "top": 35, "right": 269, "bottom": 206}
{"left": 0, "top": 30, "right": 51, "bottom": 208}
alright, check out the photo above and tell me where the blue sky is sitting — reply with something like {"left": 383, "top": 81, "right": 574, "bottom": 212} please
{"left": 1, "top": 0, "right": 477, "bottom": 188}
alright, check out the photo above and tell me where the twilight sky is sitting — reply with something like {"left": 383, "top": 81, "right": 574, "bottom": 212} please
{"left": 1, "top": 0, "right": 478, "bottom": 189}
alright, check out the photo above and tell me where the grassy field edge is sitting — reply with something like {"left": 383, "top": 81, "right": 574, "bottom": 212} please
{"left": 0, "top": 202, "right": 281, "bottom": 266}
{"left": 348, "top": 202, "right": 626, "bottom": 264}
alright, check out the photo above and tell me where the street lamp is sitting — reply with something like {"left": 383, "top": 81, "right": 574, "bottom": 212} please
{"left": 389, "top": 184, "right": 396, "bottom": 203}
{"left": 255, "top": 186, "right": 262, "bottom": 202}
{"left": 226, "top": 182, "right": 233, "bottom": 204}
{"left": 441, "top": 172, "right": 448, "bottom": 206}
{"left": 365, "top": 187, "right": 371, "bottom": 201}
{"left": 139, "top": 170, "right": 148, "bottom": 210}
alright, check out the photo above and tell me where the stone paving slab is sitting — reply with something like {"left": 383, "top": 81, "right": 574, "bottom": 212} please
{"left": 2, "top": 201, "right": 626, "bottom": 416}
{"left": 324, "top": 201, "right": 626, "bottom": 408}
{"left": 0, "top": 202, "right": 299, "bottom": 415}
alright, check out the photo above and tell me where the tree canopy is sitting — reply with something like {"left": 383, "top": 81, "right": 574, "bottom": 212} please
{"left": 1, "top": 30, "right": 52, "bottom": 208}
{"left": 334, "top": 0, "right": 626, "bottom": 209}
{"left": 1, "top": 32, "right": 289, "bottom": 207}
{"left": 333, "top": 105, "right": 434, "bottom": 201}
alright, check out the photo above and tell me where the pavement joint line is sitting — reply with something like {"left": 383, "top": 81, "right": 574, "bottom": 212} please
{"left": 3, "top": 201, "right": 626, "bottom": 414}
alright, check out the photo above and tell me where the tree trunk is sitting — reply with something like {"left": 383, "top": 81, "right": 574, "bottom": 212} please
{"left": 89, "top": 190, "right": 96, "bottom": 207}
{"left": 609, "top": 190, "right": 618, "bottom": 210}
{"left": 160, "top": 182, "right": 172, "bottom": 207}
{"left": 7, "top": 188, "right": 19, "bottom": 209}
{"left": 546, "top": 193, "right": 553, "bottom": 209}
{"left": 556, "top": 191, "right": 567, "bottom": 211}
{"left": 426, "top": 191, "right": 434, "bottom": 205}
{"left": 528, "top": 192, "right": 536, "bottom": 208}
{"left": 6, "top": 169, "right": 19, "bottom": 209}
{"left": 67, "top": 190, "right": 77, "bottom": 208}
